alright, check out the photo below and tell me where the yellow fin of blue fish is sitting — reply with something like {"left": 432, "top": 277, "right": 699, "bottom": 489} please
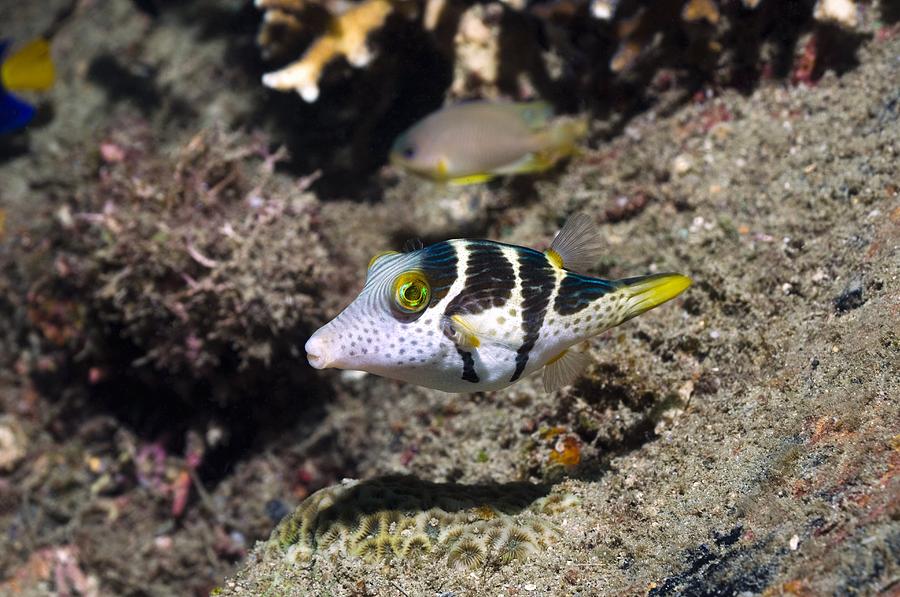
{"left": 545, "top": 212, "right": 605, "bottom": 273}
{"left": 2, "top": 38, "right": 54, "bottom": 92}
{"left": 543, "top": 349, "right": 591, "bottom": 393}
{"left": 618, "top": 273, "right": 693, "bottom": 322}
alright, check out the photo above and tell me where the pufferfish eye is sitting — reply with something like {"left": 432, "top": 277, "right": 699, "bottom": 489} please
{"left": 393, "top": 272, "right": 430, "bottom": 313}
{"left": 401, "top": 145, "right": 416, "bottom": 159}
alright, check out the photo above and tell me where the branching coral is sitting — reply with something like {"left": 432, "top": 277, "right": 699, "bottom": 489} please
{"left": 258, "top": 0, "right": 401, "bottom": 102}
{"left": 257, "top": 0, "right": 871, "bottom": 107}
{"left": 269, "top": 475, "right": 578, "bottom": 569}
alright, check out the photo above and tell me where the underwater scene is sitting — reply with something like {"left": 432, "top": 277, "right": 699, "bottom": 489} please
{"left": 0, "top": 0, "right": 898, "bottom": 595}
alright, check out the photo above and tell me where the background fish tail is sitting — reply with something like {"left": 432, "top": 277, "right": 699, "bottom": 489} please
{"left": 534, "top": 114, "right": 589, "bottom": 162}
{"left": 551, "top": 115, "right": 589, "bottom": 152}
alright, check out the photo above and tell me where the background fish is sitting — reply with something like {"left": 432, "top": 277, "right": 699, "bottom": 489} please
{"left": 0, "top": 37, "right": 55, "bottom": 134}
{"left": 390, "top": 100, "right": 588, "bottom": 185}
{"left": 305, "top": 214, "right": 691, "bottom": 393}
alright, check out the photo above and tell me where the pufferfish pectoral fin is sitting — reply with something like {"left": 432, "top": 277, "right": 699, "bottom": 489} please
{"left": 446, "top": 314, "right": 482, "bottom": 351}
{"left": 545, "top": 212, "right": 605, "bottom": 274}
{"left": 543, "top": 349, "right": 592, "bottom": 393}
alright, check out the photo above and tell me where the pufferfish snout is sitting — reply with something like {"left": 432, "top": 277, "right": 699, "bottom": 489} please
{"left": 303, "top": 335, "right": 330, "bottom": 370}
{"left": 305, "top": 317, "right": 370, "bottom": 371}
{"left": 305, "top": 213, "right": 691, "bottom": 393}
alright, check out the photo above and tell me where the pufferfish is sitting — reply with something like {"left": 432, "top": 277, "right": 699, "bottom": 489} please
{"left": 305, "top": 214, "right": 692, "bottom": 393}
{"left": 390, "top": 100, "right": 588, "bottom": 185}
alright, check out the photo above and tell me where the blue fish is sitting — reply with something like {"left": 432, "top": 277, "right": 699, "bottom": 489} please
{"left": 1, "top": 38, "right": 55, "bottom": 134}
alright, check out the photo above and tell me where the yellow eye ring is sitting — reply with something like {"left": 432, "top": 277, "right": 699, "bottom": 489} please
{"left": 393, "top": 272, "right": 430, "bottom": 313}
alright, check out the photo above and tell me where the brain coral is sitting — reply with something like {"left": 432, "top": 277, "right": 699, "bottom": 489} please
{"left": 269, "top": 475, "right": 578, "bottom": 569}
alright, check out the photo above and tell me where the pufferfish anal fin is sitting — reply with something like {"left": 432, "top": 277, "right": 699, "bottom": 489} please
{"left": 446, "top": 314, "right": 482, "bottom": 351}
{"left": 545, "top": 212, "right": 605, "bottom": 273}
{"left": 543, "top": 349, "right": 592, "bottom": 393}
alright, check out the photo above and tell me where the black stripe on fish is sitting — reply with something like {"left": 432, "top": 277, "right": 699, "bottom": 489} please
{"left": 553, "top": 273, "right": 617, "bottom": 315}
{"left": 510, "top": 248, "right": 555, "bottom": 382}
{"left": 444, "top": 241, "right": 515, "bottom": 317}
{"left": 458, "top": 348, "right": 479, "bottom": 383}
{"left": 419, "top": 241, "right": 458, "bottom": 305}
{"left": 441, "top": 317, "right": 480, "bottom": 383}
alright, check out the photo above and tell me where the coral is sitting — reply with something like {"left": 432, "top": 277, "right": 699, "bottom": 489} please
{"left": 258, "top": 0, "right": 403, "bottom": 102}
{"left": 450, "top": 4, "right": 502, "bottom": 98}
{"left": 681, "top": 0, "right": 720, "bottom": 25}
{"left": 268, "top": 475, "right": 578, "bottom": 569}
{"left": 597, "top": 0, "right": 870, "bottom": 85}
{"left": 33, "top": 121, "right": 345, "bottom": 404}
{"left": 257, "top": 0, "right": 876, "bottom": 118}
{"left": 814, "top": 0, "right": 859, "bottom": 28}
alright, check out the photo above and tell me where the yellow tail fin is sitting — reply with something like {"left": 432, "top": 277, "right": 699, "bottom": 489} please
{"left": 548, "top": 114, "right": 589, "bottom": 155}
{"left": 618, "top": 273, "right": 692, "bottom": 321}
{"left": 2, "top": 38, "right": 55, "bottom": 92}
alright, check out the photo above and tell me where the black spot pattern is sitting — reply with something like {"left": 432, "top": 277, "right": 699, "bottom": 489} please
{"left": 511, "top": 249, "right": 555, "bottom": 382}
{"left": 445, "top": 242, "right": 515, "bottom": 317}
{"left": 553, "top": 273, "right": 617, "bottom": 315}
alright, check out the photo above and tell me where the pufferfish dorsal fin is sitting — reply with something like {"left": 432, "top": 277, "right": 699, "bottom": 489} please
{"left": 447, "top": 314, "right": 481, "bottom": 351}
{"left": 545, "top": 212, "right": 604, "bottom": 273}
{"left": 543, "top": 349, "right": 592, "bottom": 393}
{"left": 403, "top": 237, "right": 424, "bottom": 252}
